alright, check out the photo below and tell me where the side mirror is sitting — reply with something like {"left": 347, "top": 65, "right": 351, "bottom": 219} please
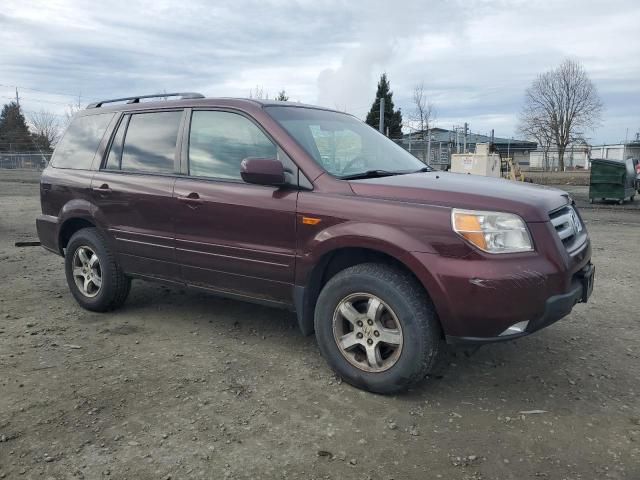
{"left": 240, "top": 157, "right": 286, "bottom": 186}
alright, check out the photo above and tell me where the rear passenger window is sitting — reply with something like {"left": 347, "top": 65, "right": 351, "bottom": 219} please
{"left": 51, "top": 113, "right": 114, "bottom": 169}
{"left": 188, "top": 111, "right": 277, "bottom": 180}
{"left": 119, "top": 111, "right": 182, "bottom": 173}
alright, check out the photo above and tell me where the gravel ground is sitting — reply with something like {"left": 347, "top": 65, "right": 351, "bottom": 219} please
{"left": 1, "top": 170, "right": 639, "bottom": 479}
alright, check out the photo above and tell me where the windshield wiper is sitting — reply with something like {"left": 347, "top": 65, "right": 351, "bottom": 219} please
{"left": 340, "top": 169, "right": 403, "bottom": 180}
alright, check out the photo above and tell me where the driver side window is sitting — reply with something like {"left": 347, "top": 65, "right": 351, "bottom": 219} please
{"left": 308, "top": 125, "right": 362, "bottom": 175}
{"left": 188, "top": 110, "right": 277, "bottom": 180}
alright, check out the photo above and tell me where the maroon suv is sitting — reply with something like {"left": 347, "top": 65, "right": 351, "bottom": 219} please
{"left": 37, "top": 93, "right": 594, "bottom": 393}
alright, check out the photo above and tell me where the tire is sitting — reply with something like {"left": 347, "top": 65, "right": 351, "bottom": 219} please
{"left": 64, "top": 227, "right": 131, "bottom": 312}
{"left": 314, "top": 263, "right": 442, "bottom": 394}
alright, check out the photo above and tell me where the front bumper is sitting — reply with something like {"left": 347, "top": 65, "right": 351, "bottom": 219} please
{"left": 446, "top": 262, "right": 594, "bottom": 345}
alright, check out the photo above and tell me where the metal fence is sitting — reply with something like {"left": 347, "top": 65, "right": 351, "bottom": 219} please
{"left": 0, "top": 152, "right": 51, "bottom": 170}
{"left": 392, "top": 139, "right": 452, "bottom": 169}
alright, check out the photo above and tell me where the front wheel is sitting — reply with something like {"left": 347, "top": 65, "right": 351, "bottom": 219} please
{"left": 314, "top": 263, "right": 442, "bottom": 394}
{"left": 64, "top": 227, "right": 130, "bottom": 312}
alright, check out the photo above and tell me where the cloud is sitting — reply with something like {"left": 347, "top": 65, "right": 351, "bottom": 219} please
{"left": 316, "top": 41, "right": 394, "bottom": 113}
{"left": 0, "top": 0, "right": 638, "bottom": 143}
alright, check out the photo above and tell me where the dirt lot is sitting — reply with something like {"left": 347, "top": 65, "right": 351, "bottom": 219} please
{"left": 1, "top": 170, "right": 639, "bottom": 480}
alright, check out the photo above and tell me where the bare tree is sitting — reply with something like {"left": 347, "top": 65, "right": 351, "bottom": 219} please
{"left": 63, "top": 93, "right": 84, "bottom": 126}
{"left": 64, "top": 103, "right": 82, "bottom": 126}
{"left": 410, "top": 83, "right": 436, "bottom": 163}
{"left": 248, "top": 85, "right": 268, "bottom": 99}
{"left": 519, "top": 59, "right": 602, "bottom": 171}
{"left": 29, "top": 110, "right": 61, "bottom": 150}
{"left": 518, "top": 111, "right": 554, "bottom": 170}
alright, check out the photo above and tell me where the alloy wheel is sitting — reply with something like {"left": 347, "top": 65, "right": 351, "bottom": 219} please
{"left": 332, "top": 293, "right": 403, "bottom": 373}
{"left": 71, "top": 245, "right": 102, "bottom": 298}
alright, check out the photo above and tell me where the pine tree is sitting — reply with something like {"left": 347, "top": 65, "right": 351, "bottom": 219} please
{"left": 0, "top": 102, "right": 34, "bottom": 152}
{"left": 275, "top": 90, "right": 289, "bottom": 101}
{"left": 365, "top": 73, "right": 403, "bottom": 138}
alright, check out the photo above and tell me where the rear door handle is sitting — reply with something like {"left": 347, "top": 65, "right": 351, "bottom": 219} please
{"left": 92, "top": 183, "right": 112, "bottom": 193}
{"left": 177, "top": 192, "right": 203, "bottom": 205}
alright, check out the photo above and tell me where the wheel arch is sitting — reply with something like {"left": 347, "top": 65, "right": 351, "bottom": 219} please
{"left": 293, "top": 244, "right": 444, "bottom": 336}
{"left": 58, "top": 217, "right": 97, "bottom": 255}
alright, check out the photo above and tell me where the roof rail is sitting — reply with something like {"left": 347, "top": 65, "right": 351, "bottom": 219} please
{"left": 86, "top": 92, "right": 205, "bottom": 109}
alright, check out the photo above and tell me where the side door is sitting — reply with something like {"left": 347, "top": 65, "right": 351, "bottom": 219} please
{"left": 91, "top": 109, "right": 185, "bottom": 281}
{"left": 173, "top": 109, "right": 298, "bottom": 305}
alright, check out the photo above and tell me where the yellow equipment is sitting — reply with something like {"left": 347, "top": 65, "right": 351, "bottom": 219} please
{"left": 502, "top": 157, "right": 525, "bottom": 182}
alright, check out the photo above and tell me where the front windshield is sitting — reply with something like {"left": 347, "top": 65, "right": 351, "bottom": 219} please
{"left": 265, "top": 106, "right": 428, "bottom": 178}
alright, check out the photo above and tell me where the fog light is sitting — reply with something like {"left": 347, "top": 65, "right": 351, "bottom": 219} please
{"left": 499, "top": 321, "right": 529, "bottom": 336}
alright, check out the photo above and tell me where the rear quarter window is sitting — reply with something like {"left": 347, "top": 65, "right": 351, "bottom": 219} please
{"left": 51, "top": 113, "right": 114, "bottom": 169}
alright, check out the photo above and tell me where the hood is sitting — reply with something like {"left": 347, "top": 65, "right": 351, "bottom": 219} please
{"left": 348, "top": 172, "right": 571, "bottom": 222}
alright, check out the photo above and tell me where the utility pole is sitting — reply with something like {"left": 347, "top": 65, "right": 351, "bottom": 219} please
{"left": 426, "top": 128, "right": 432, "bottom": 166}
{"left": 379, "top": 98, "right": 385, "bottom": 134}
{"left": 15, "top": 88, "right": 20, "bottom": 107}
{"left": 624, "top": 127, "right": 629, "bottom": 160}
{"left": 463, "top": 122, "right": 468, "bottom": 153}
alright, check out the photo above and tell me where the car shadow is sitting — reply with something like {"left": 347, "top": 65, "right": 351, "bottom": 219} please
{"left": 104, "top": 279, "right": 609, "bottom": 405}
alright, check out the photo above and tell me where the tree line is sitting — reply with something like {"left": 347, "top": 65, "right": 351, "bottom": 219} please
{"left": 361, "top": 58, "right": 602, "bottom": 172}
{"left": 0, "top": 102, "right": 70, "bottom": 154}
{"left": 1, "top": 58, "right": 602, "bottom": 169}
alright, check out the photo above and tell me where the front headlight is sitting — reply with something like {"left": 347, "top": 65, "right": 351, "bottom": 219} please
{"left": 452, "top": 209, "right": 533, "bottom": 254}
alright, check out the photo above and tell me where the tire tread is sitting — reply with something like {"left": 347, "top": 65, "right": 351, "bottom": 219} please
{"left": 65, "top": 227, "right": 130, "bottom": 312}
{"left": 314, "top": 262, "right": 442, "bottom": 393}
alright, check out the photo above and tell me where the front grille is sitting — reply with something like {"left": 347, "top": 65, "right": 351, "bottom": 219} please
{"left": 549, "top": 205, "right": 585, "bottom": 251}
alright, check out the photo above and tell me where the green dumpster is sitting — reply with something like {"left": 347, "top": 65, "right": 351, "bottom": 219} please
{"left": 589, "top": 158, "right": 636, "bottom": 204}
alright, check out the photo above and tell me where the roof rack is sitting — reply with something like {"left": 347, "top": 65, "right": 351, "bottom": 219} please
{"left": 86, "top": 92, "right": 205, "bottom": 109}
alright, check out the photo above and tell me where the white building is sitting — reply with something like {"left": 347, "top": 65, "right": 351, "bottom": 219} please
{"left": 529, "top": 143, "right": 591, "bottom": 170}
{"left": 590, "top": 142, "right": 640, "bottom": 162}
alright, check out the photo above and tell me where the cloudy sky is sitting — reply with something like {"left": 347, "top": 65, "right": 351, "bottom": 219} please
{"left": 1, "top": 0, "right": 638, "bottom": 143}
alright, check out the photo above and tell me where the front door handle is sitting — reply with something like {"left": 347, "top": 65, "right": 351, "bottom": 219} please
{"left": 92, "top": 183, "right": 112, "bottom": 193}
{"left": 177, "top": 192, "right": 204, "bottom": 205}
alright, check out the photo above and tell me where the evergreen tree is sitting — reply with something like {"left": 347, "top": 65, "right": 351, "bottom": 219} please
{"left": 275, "top": 90, "right": 289, "bottom": 101}
{"left": 0, "top": 102, "right": 34, "bottom": 152}
{"left": 365, "top": 73, "right": 403, "bottom": 138}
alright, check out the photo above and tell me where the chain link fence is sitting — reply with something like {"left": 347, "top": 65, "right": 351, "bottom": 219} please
{"left": 392, "top": 139, "right": 452, "bottom": 170}
{"left": 0, "top": 152, "right": 51, "bottom": 170}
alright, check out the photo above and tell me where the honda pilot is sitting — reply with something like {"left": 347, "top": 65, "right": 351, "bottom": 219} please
{"left": 36, "top": 93, "right": 594, "bottom": 393}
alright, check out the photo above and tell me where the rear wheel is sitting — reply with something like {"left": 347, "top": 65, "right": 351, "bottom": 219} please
{"left": 64, "top": 228, "right": 130, "bottom": 311}
{"left": 314, "top": 263, "right": 442, "bottom": 394}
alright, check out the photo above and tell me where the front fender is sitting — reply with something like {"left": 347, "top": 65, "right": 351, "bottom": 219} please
{"left": 301, "top": 220, "right": 437, "bottom": 264}
{"left": 293, "top": 220, "right": 451, "bottom": 335}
